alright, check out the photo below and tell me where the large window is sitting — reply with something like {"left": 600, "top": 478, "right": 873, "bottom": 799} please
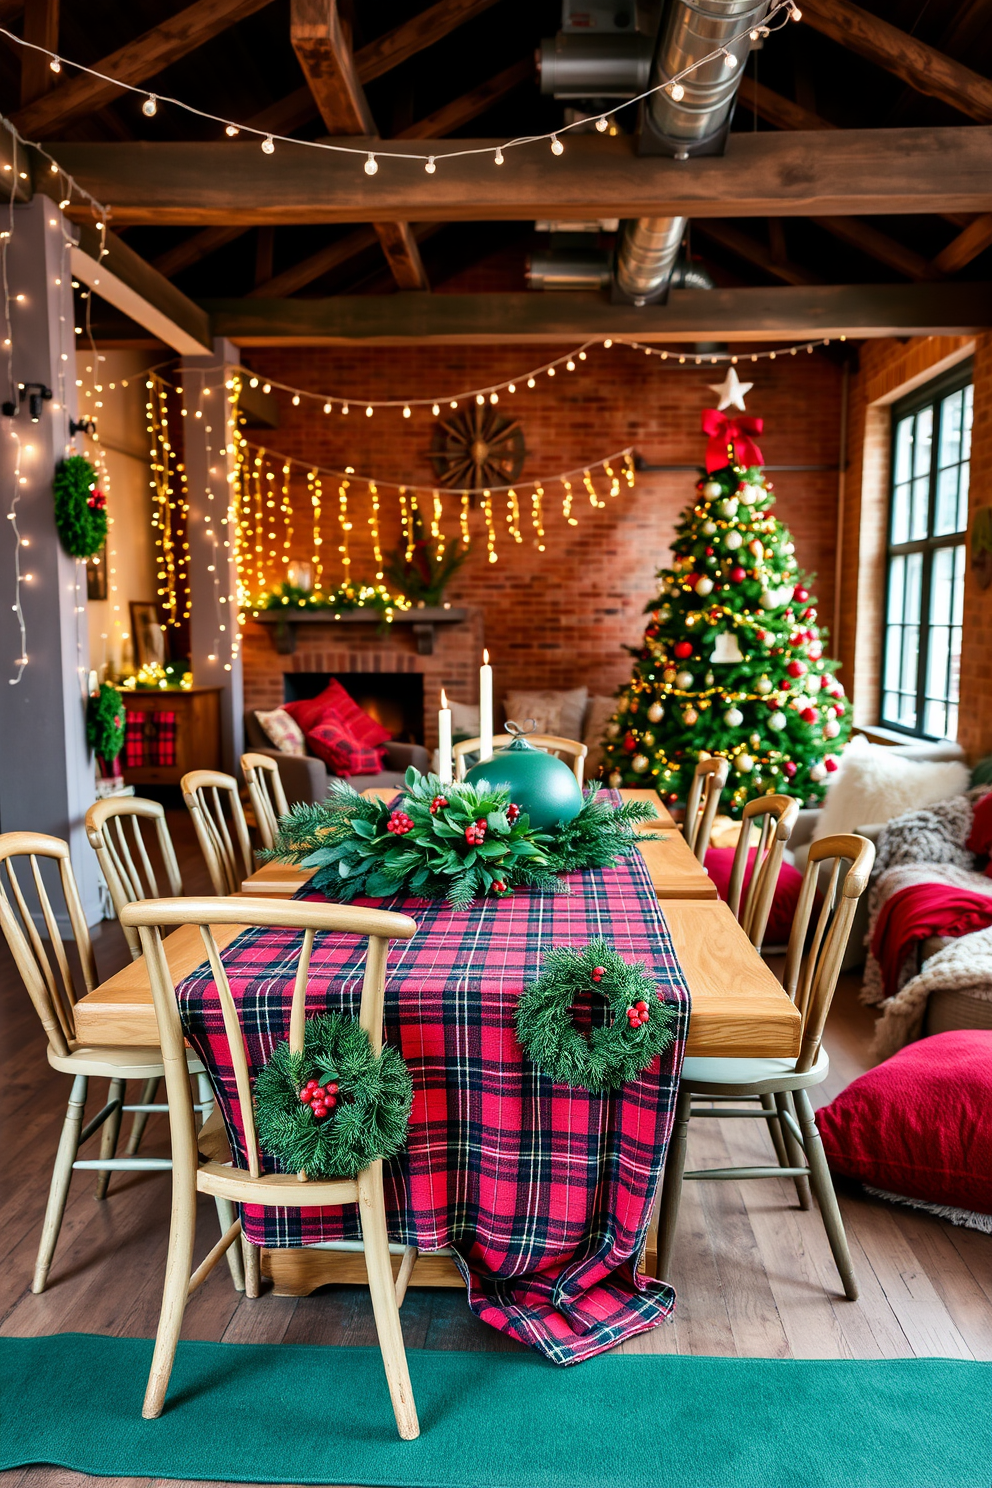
{"left": 882, "top": 371, "right": 972, "bottom": 740}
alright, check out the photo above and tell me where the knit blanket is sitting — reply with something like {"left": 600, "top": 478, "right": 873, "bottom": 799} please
{"left": 870, "top": 883, "right": 992, "bottom": 999}
{"left": 861, "top": 794, "right": 990, "bottom": 1006}
{"left": 871, "top": 926, "right": 992, "bottom": 1062}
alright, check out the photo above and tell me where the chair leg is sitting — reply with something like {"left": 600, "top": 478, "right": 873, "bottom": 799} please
{"left": 33, "top": 1073, "right": 87, "bottom": 1294}
{"left": 776, "top": 1091, "right": 812, "bottom": 1210}
{"left": 358, "top": 1161, "right": 420, "bottom": 1441}
{"left": 143, "top": 1164, "right": 197, "bottom": 1419}
{"left": 195, "top": 1070, "right": 214, "bottom": 1127}
{"left": 242, "top": 1235, "right": 261, "bottom": 1299}
{"left": 94, "top": 1078, "right": 126, "bottom": 1200}
{"left": 655, "top": 1085, "right": 691, "bottom": 1283}
{"left": 794, "top": 1088, "right": 859, "bottom": 1301}
{"left": 125, "top": 1076, "right": 159, "bottom": 1156}
{"left": 761, "top": 1092, "right": 789, "bottom": 1168}
{"left": 215, "top": 1199, "right": 245, "bottom": 1291}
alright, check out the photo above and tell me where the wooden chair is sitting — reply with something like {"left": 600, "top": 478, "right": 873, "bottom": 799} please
{"left": 682, "top": 756, "right": 730, "bottom": 864}
{"left": 121, "top": 894, "right": 420, "bottom": 1437}
{"left": 454, "top": 734, "right": 588, "bottom": 787}
{"left": 656, "top": 833, "right": 876, "bottom": 1301}
{"left": 85, "top": 797, "right": 184, "bottom": 962}
{"left": 181, "top": 769, "right": 254, "bottom": 895}
{"left": 0, "top": 832, "right": 240, "bottom": 1294}
{"left": 241, "top": 752, "right": 290, "bottom": 852}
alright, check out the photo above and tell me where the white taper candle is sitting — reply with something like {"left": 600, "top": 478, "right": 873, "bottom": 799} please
{"left": 438, "top": 688, "right": 453, "bottom": 784}
{"left": 479, "top": 648, "right": 494, "bottom": 761}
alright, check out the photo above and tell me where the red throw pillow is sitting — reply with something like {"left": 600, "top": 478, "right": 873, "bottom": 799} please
{"left": 704, "top": 846, "right": 804, "bottom": 944}
{"left": 966, "top": 790, "right": 992, "bottom": 876}
{"left": 284, "top": 680, "right": 392, "bottom": 749}
{"left": 816, "top": 1030, "right": 992, "bottom": 1215}
{"left": 305, "top": 715, "right": 386, "bottom": 778}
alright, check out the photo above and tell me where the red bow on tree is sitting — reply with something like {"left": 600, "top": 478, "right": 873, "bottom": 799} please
{"left": 701, "top": 409, "right": 764, "bottom": 473}
{"left": 87, "top": 489, "right": 106, "bottom": 511}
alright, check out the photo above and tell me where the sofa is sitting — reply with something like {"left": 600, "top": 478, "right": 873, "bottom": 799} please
{"left": 243, "top": 711, "right": 430, "bottom": 806}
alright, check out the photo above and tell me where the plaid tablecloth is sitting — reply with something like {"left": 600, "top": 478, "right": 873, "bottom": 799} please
{"left": 177, "top": 839, "right": 690, "bottom": 1365}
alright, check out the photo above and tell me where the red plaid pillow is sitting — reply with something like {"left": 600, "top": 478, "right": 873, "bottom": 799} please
{"left": 305, "top": 714, "right": 386, "bottom": 778}
{"left": 284, "top": 680, "right": 391, "bottom": 748}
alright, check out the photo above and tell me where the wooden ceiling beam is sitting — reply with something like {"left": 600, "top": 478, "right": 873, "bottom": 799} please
{"left": 73, "top": 223, "right": 212, "bottom": 352}
{"left": 694, "top": 221, "right": 824, "bottom": 285}
{"left": 198, "top": 283, "right": 992, "bottom": 346}
{"left": 801, "top": 0, "right": 992, "bottom": 123}
{"left": 247, "top": 222, "right": 444, "bottom": 297}
{"left": 932, "top": 214, "right": 992, "bottom": 275}
{"left": 395, "top": 56, "right": 533, "bottom": 139}
{"left": 809, "top": 216, "right": 942, "bottom": 282}
{"left": 354, "top": 0, "right": 502, "bottom": 84}
{"left": 290, "top": 0, "right": 427, "bottom": 290}
{"left": 152, "top": 225, "right": 247, "bottom": 277}
{"left": 19, "top": 0, "right": 58, "bottom": 108}
{"left": 12, "top": 0, "right": 277, "bottom": 139}
{"left": 48, "top": 128, "right": 992, "bottom": 226}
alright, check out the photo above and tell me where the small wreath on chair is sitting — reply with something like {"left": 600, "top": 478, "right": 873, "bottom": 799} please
{"left": 515, "top": 938, "right": 675, "bottom": 1092}
{"left": 253, "top": 1012, "right": 413, "bottom": 1180}
{"left": 53, "top": 454, "right": 108, "bottom": 559}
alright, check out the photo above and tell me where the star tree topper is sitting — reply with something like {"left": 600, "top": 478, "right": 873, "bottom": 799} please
{"left": 709, "top": 366, "right": 753, "bottom": 412}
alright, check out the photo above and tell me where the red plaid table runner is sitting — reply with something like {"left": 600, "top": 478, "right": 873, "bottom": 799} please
{"left": 176, "top": 838, "right": 690, "bottom": 1365}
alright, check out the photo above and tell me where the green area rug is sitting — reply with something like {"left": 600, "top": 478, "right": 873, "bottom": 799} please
{"left": 1, "top": 1334, "right": 989, "bottom": 1488}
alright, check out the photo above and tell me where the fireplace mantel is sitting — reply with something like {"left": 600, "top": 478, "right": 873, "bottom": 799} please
{"left": 252, "top": 606, "right": 469, "bottom": 656}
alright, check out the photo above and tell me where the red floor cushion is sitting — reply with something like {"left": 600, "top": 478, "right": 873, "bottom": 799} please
{"left": 816, "top": 1030, "right": 992, "bottom": 1215}
{"left": 283, "top": 680, "right": 392, "bottom": 749}
{"left": 304, "top": 715, "right": 387, "bottom": 778}
{"left": 704, "top": 846, "right": 805, "bottom": 945}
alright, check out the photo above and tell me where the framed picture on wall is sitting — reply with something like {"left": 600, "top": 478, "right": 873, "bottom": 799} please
{"left": 86, "top": 547, "right": 107, "bottom": 601}
{"left": 130, "top": 602, "right": 166, "bottom": 667}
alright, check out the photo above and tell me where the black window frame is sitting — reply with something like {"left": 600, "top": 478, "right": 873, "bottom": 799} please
{"left": 880, "top": 363, "right": 973, "bottom": 741}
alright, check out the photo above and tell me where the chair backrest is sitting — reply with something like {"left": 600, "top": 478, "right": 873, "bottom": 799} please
{"left": 726, "top": 793, "right": 800, "bottom": 952}
{"left": 241, "top": 753, "right": 290, "bottom": 852}
{"left": 85, "top": 797, "right": 183, "bottom": 960}
{"left": 453, "top": 734, "right": 588, "bottom": 786}
{"left": 783, "top": 833, "right": 875, "bottom": 1074}
{"left": 0, "top": 832, "right": 97, "bottom": 1057}
{"left": 120, "top": 895, "right": 418, "bottom": 1181}
{"left": 181, "top": 770, "right": 254, "bottom": 896}
{"left": 683, "top": 756, "right": 730, "bottom": 863}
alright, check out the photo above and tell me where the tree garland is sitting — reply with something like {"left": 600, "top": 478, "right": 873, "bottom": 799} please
{"left": 263, "top": 767, "right": 657, "bottom": 910}
{"left": 85, "top": 683, "right": 125, "bottom": 763}
{"left": 515, "top": 939, "right": 676, "bottom": 1092}
{"left": 53, "top": 455, "right": 107, "bottom": 559}
{"left": 253, "top": 1013, "right": 413, "bottom": 1181}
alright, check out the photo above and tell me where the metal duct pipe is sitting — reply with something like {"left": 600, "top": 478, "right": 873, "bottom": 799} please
{"left": 538, "top": 33, "right": 654, "bottom": 97}
{"left": 527, "top": 248, "right": 613, "bottom": 291}
{"left": 614, "top": 0, "right": 770, "bottom": 305}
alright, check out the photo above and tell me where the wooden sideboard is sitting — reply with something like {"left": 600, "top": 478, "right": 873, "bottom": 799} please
{"left": 121, "top": 686, "right": 222, "bottom": 787}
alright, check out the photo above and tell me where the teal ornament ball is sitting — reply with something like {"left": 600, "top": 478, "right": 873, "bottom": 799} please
{"left": 463, "top": 734, "right": 583, "bottom": 830}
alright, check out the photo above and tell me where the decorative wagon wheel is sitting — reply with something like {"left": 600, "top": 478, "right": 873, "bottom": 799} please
{"left": 429, "top": 404, "right": 526, "bottom": 493}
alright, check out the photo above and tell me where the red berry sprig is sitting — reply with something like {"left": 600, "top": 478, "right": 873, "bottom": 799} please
{"left": 387, "top": 809, "right": 414, "bottom": 835}
{"left": 429, "top": 795, "right": 449, "bottom": 815}
{"left": 465, "top": 818, "right": 487, "bottom": 845}
{"left": 299, "top": 1078, "right": 339, "bottom": 1119}
{"left": 626, "top": 1000, "right": 650, "bottom": 1027}
{"left": 507, "top": 803, "right": 521, "bottom": 823}
{"left": 590, "top": 965, "right": 605, "bottom": 984}
{"left": 491, "top": 880, "right": 507, "bottom": 895}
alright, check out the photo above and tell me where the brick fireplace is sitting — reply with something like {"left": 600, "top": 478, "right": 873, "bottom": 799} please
{"left": 241, "top": 607, "right": 485, "bottom": 751}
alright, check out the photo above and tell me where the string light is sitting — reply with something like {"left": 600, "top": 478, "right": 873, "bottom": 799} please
{"left": 0, "top": 4, "right": 796, "bottom": 177}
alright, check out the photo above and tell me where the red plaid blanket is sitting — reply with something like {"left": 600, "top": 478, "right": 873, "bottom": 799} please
{"left": 177, "top": 839, "right": 690, "bottom": 1365}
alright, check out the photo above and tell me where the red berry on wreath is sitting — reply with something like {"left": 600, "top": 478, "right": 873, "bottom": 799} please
{"left": 591, "top": 966, "right": 605, "bottom": 982}
{"left": 492, "top": 880, "right": 506, "bottom": 894}
{"left": 635, "top": 1001, "right": 648, "bottom": 1013}
{"left": 300, "top": 1088, "right": 312, "bottom": 1103}
{"left": 325, "top": 1081, "right": 338, "bottom": 1095}
{"left": 507, "top": 803, "right": 520, "bottom": 822}
{"left": 673, "top": 641, "right": 692, "bottom": 659}
{"left": 430, "top": 795, "right": 448, "bottom": 814}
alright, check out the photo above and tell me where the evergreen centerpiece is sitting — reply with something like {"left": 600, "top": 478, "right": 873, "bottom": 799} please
{"left": 600, "top": 379, "right": 851, "bottom": 811}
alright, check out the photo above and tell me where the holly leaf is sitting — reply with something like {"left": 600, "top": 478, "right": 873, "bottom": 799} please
{"left": 365, "top": 870, "right": 398, "bottom": 897}
{"left": 350, "top": 818, "right": 375, "bottom": 839}
{"left": 486, "top": 810, "right": 509, "bottom": 835}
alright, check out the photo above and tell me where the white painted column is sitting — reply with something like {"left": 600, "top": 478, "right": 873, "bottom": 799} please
{"left": 0, "top": 198, "right": 102, "bottom": 923}
{"left": 180, "top": 337, "right": 244, "bottom": 773}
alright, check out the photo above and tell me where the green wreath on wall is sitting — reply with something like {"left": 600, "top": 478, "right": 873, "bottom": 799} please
{"left": 85, "top": 683, "right": 125, "bottom": 764}
{"left": 53, "top": 454, "right": 107, "bottom": 559}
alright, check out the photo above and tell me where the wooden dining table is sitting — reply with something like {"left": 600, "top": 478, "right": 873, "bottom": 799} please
{"left": 71, "top": 784, "right": 798, "bottom": 1293}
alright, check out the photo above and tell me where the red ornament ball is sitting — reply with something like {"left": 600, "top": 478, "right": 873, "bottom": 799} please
{"left": 729, "top": 566, "right": 747, "bottom": 584}
{"left": 783, "top": 761, "right": 797, "bottom": 778}
{"left": 825, "top": 756, "right": 840, "bottom": 773}
{"left": 623, "top": 731, "right": 637, "bottom": 753}
{"left": 673, "top": 640, "right": 693, "bottom": 659}
{"left": 800, "top": 707, "right": 817, "bottom": 724}
{"left": 793, "top": 586, "right": 809, "bottom": 603}
{"left": 787, "top": 659, "right": 807, "bottom": 678}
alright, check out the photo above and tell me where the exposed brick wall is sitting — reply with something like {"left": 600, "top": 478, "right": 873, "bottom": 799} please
{"left": 839, "top": 333, "right": 991, "bottom": 759}
{"left": 238, "top": 344, "right": 843, "bottom": 725}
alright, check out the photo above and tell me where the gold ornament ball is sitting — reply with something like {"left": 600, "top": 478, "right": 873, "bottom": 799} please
{"left": 704, "top": 670, "right": 715, "bottom": 687}
{"left": 702, "top": 519, "right": 717, "bottom": 536}
{"left": 605, "top": 721, "right": 620, "bottom": 739}
{"left": 647, "top": 701, "right": 664, "bottom": 723}
{"left": 720, "top": 497, "right": 739, "bottom": 518}
{"left": 675, "top": 670, "right": 694, "bottom": 689}
{"left": 663, "top": 667, "right": 677, "bottom": 683}
{"left": 609, "top": 769, "right": 622, "bottom": 788}
{"left": 683, "top": 706, "right": 699, "bottom": 725}
{"left": 618, "top": 696, "right": 629, "bottom": 713}
{"left": 702, "top": 481, "right": 722, "bottom": 498}
{"left": 735, "top": 753, "right": 754, "bottom": 773}
{"left": 724, "top": 706, "right": 744, "bottom": 727}
{"left": 631, "top": 753, "right": 650, "bottom": 773}
{"left": 750, "top": 732, "right": 762, "bottom": 749}
{"left": 756, "top": 675, "right": 773, "bottom": 695}
{"left": 695, "top": 576, "right": 714, "bottom": 597}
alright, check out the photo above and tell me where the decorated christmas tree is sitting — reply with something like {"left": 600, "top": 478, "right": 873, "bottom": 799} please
{"left": 600, "top": 374, "right": 851, "bottom": 812}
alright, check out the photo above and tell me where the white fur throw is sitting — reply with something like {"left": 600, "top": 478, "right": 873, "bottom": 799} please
{"left": 870, "top": 926, "right": 992, "bottom": 1061}
{"left": 812, "top": 735, "right": 969, "bottom": 841}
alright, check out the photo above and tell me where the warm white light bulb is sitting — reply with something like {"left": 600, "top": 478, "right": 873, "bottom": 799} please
{"left": 225, "top": 124, "right": 239, "bottom": 137}
{"left": 669, "top": 82, "right": 685, "bottom": 101}
{"left": 432, "top": 403, "right": 440, "bottom": 416}
{"left": 723, "top": 50, "right": 737, "bottom": 68}
{"left": 425, "top": 156, "right": 436, "bottom": 174}
{"left": 494, "top": 147, "right": 504, "bottom": 165}
{"left": 364, "top": 153, "right": 378, "bottom": 175}
{"left": 508, "top": 383, "right": 516, "bottom": 393}
{"left": 49, "top": 57, "right": 60, "bottom": 73}
{"left": 403, "top": 405, "right": 411, "bottom": 417}
{"left": 550, "top": 134, "right": 564, "bottom": 156}
{"left": 291, "top": 393, "right": 300, "bottom": 406}
{"left": 323, "top": 402, "right": 331, "bottom": 413}
{"left": 365, "top": 405, "right": 374, "bottom": 417}
{"left": 142, "top": 95, "right": 158, "bottom": 117}
{"left": 476, "top": 394, "right": 485, "bottom": 406}
{"left": 595, "top": 116, "right": 608, "bottom": 133}
{"left": 449, "top": 400, "right": 458, "bottom": 409}
{"left": 527, "top": 377, "right": 536, "bottom": 388}
{"left": 490, "top": 392, "right": 498, "bottom": 404}
{"left": 261, "top": 135, "right": 275, "bottom": 154}
{"left": 341, "top": 403, "right": 349, "bottom": 414}
{"left": 791, "top": 5, "right": 802, "bottom": 19}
